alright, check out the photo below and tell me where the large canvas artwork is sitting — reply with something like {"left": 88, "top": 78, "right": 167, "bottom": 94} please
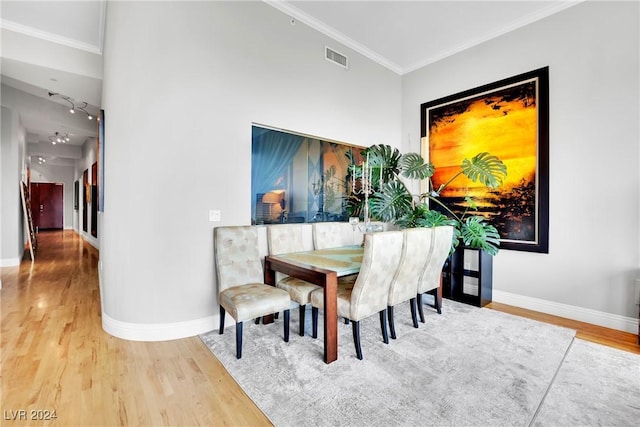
{"left": 421, "top": 67, "right": 549, "bottom": 253}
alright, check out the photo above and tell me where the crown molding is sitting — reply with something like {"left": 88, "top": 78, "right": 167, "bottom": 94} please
{"left": 403, "top": 1, "right": 583, "bottom": 74}
{"left": 265, "top": 1, "right": 583, "bottom": 76}
{"left": 0, "top": 19, "right": 102, "bottom": 55}
{"left": 264, "top": 0, "right": 404, "bottom": 75}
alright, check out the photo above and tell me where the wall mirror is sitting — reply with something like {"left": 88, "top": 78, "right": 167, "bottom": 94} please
{"left": 251, "top": 125, "right": 364, "bottom": 224}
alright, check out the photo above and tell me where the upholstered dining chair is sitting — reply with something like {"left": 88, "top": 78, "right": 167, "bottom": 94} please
{"left": 267, "top": 224, "right": 321, "bottom": 336}
{"left": 214, "top": 226, "right": 291, "bottom": 359}
{"left": 386, "top": 227, "right": 434, "bottom": 339}
{"left": 312, "top": 222, "right": 344, "bottom": 249}
{"left": 310, "top": 230, "right": 404, "bottom": 360}
{"left": 417, "top": 225, "right": 454, "bottom": 322}
{"left": 312, "top": 222, "right": 358, "bottom": 298}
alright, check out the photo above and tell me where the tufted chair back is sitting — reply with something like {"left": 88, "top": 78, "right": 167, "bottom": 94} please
{"left": 267, "top": 223, "right": 321, "bottom": 337}
{"left": 213, "top": 225, "right": 292, "bottom": 359}
{"left": 388, "top": 227, "right": 434, "bottom": 306}
{"left": 312, "top": 222, "right": 344, "bottom": 249}
{"left": 268, "top": 224, "right": 306, "bottom": 254}
{"left": 215, "top": 226, "right": 263, "bottom": 293}
{"left": 267, "top": 224, "right": 309, "bottom": 283}
{"left": 350, "top": 230, "right": 404, "bottom": 321}
{"left": 418, "top": 226, "right": 454, "bottom": 294}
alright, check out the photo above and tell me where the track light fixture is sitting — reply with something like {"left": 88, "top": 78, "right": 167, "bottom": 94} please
{"left": 48, "top": 92, "right": 93, "bottom": 120}
{"left": 75, "top": 102, "right": 93, "bottom": 120}
{"left": 49, "top": 131, "right": 70, "bottom": 145}
{"left": 37, "top": 156, "right": 46, "bottom": 165}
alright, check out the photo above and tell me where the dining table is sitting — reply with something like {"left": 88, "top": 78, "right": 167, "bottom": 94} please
{"left": 263, "top": 245, "right": 363, "bottom": 364}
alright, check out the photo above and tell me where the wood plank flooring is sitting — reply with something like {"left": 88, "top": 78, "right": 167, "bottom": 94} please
{"left": 2, "top": 230, "right": 638, "bottom": 426}
{"left": 1, "top": 231, "right": 271, "bottom": 426}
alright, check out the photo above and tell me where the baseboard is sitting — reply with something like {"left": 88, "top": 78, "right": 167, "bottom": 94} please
{"left": 98, "top": 258, "right": 226, "bottom": 341}
{"left": 102, "top": 311, "right": 218, "bottom": 342}
{"left": 98, "top": 260, "right": 105, "bottom": 316}
{"left": 493, "top": 290, "right": 638, "bottom": 334}
{"left": 0, "top": 257, "right": 21, "bottom": 267}
{"left": 81, "top": 232, "right": 99, "bottom": 249}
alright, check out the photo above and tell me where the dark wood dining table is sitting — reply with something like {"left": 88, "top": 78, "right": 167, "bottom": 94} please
{"left": 263, "top": 245, "right": 363, "bottom": 364}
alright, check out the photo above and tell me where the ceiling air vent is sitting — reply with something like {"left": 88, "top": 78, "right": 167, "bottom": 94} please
{"left": 325, "top": 46, "right": 348, "bottom": 69}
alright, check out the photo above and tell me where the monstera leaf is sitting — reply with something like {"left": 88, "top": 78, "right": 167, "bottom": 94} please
{"left": 399, "top": 153, "right": 434, "bottom": 180}
{"left": 461, "top": 152, "right": 507, "bottom": 188}
{"left": 459, "top": 216, "right": 501, "bottom": 256}
{"left": 367, "top": 144, "right": 401, "bottom": 175}
{"left": 369, "top": 180, "right": 413, "bottom": 222}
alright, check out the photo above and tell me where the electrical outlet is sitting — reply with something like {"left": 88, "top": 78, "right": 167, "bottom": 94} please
{"left": 209, "top": 210, "right": 221, "bottom": 222}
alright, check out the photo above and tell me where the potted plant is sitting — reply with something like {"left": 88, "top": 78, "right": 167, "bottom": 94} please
{"left": 347, "top": 144, "right": 507, "bottom": 256}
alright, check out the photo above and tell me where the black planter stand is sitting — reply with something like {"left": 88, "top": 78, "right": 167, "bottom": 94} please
{"left": 442, "top": 246, "right": 493, "bottom": 307}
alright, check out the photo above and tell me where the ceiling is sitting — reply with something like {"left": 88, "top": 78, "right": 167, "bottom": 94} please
{"left": 0, "top": 0, "right": 579, "bottom": 166}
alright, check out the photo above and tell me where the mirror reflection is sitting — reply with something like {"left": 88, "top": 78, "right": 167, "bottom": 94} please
{"left": 251, "top": 125, "right": 364, "bottom": 224}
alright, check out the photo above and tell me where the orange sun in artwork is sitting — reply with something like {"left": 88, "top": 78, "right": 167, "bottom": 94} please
{"left": 427, "top": 82, "right": 538, "bottom": 198}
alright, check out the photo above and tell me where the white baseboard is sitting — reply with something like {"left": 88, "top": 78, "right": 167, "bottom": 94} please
{"left": 98, "top": 259, "right": 229, "bottom": 342}
{"left": 493, "top": 290, "right": 638, "bottom": 334}
{"left": 81, "top": 232, "right": 99, "bottom": 249}
{"left": 102, "top": 312, "right": 218, "bottom": 342}
{"left": 0, "top": 257, "right": 21, "bottom": 267}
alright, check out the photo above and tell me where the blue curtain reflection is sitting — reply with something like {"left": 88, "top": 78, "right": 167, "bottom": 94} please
{"left": 251, "top": 127, "right": 303, "bottom": 220}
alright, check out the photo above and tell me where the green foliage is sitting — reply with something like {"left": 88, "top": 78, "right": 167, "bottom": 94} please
{"left": 399, "top": 153, "right": 434, "bottom": 180}
{"left": 352, "top": 144, "right": 508, "bottom": 255}
{"left": 461, "top": 152, "right": 507, "bottom": 188}
{"left": 395, "top": 204, "right": 456, "bottom": 229}
{"left": 370, "top": 180, "right": 413, "bottom": 223}
{"left": 367, "top": 144, "right": 402, "bottom": 171}
{"left": 460, "top": 216, "right": 501, "bottom": 256}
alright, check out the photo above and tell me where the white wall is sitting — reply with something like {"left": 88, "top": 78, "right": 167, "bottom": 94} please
{"left": 403, "top": 1, "right": 639, "bottom": 328}
{"left": 0, "top": 106, "right": 25, "bottom": 266}
{"left": 100, "top": 1, "right": 401, "bottom": 339}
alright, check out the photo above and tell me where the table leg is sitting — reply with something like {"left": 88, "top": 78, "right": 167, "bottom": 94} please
{"left": 323, "top": 271, "right": 338, "bottom": 363}
{"left": 262, "top": 259, "right": 275, "bottom": 325}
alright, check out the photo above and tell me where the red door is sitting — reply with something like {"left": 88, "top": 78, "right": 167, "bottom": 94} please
{"left": 31, "top": 183, "right": 64, "bottom": 230}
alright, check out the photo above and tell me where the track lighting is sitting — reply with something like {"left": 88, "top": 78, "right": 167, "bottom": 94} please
{"left": 75, "top": 102, "right": 93, "bottom": 120}
{"left": 37, "top": 156, "right": 46, "bottom": 165}
{"left": 48, "top": 92, "right": 94, "bottom": 120}
{"left": 49, "top": 131, "right": 70, "bottom": 145}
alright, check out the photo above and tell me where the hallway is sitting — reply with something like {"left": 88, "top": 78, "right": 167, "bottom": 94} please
{"left": 0, "top": 231, "right": 270, "bottom": 426}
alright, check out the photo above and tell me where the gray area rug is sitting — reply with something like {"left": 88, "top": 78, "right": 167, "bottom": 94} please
{"left": 201, "top": 299, "right": 622, "bottom": 426}
{"left": 532, "top": 338, "right": 640, "bottom": 426}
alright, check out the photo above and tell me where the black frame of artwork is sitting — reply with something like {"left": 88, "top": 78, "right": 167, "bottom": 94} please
{"left": 420, "top": 67, "right": 549, "bottom": 253}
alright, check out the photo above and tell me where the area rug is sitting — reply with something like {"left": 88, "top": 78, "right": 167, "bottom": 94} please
{"left": 200, "top": 299, "right": 579, "bottom": 426}
{"left": 532, "top": 338, "right": 640, "bottom": 426}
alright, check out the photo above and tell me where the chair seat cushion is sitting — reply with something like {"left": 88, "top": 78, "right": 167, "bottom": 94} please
{"left": 276, "top": 277, "right": 321, "bottom": 305}
{"left": 220, "top": 283, "right": 291, "bottom": 322}
{"left": 310, "top": 278, "right": 355, "bottom": 320}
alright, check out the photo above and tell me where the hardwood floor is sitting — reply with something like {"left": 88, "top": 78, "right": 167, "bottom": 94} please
{"left": 2, "top": 231, "right": 638, "bottom": 426}
{"left": 1, "top": 231, "right": 271, "bottom": 426}
{"left": 487, "top": 302, "right": 640, "bottom": 355}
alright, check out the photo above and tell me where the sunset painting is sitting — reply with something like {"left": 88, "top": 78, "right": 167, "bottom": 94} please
{"left": 421, "top": 68, "right": 549, "bottom": 252}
